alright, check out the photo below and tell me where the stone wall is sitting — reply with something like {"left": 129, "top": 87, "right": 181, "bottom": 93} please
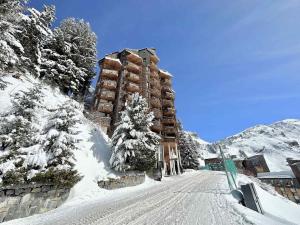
{"left": 0, "top": 184, "right": 70, "bottom": 222}
{"left": 98, "top": 173, "right": 145, "bottom": 190}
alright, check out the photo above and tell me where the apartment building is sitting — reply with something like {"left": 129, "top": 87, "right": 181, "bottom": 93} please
{"left": 91, "top": 48, "right": 181, "bottom": 176}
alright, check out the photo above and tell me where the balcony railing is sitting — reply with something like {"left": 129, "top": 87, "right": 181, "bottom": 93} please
{"left": 162, "top": 117, "right": 176, "bottom": 125}
{"left": 150, "top": 87, "right": 161, "bottom": 98}
{"left": 101, "top": 69, "right": 119, "bottom": 80}
{"left": 151, "top": 71, "right": 159, "bottom": 79}
{"left": 151, "top": 120, "right": 162, "bottom": 132}
{"left": 149, "top": 62, "right": 158, "bottom": 71}
{"left": 98, "top": 102, "right": 113, "bottom": 114}
{"left": 101, "top": 57, "right": 122, "bottom": 70}
{"left": 161, "top": 86, "right": 173, "bottom": 93}
{"left": 150, "top": 54, "right": 159, "bottom": 63}
{"left": 126, "top": 82, "right": 140, "bottom": 93}
{"left": 163, "top": 108, "right": 175, "bottom": 116}
{"left": 152, "top": 108, "right": 162, "bottom": 119}
{"left": 126, "top": 52, "right": 142, "bottom": 65}
{"left": 126, "top": 61, "right": 141, "bottom": 74}
{"left": 126, "top": 72, "right": 140, "bottom": 83}
{"left": 162, "top": 79, "right": 172, "bottom": 86}
{"left": 98, "top": 90, "right": 115, "bottom": 101}
{"left": 100, "top": 80, "right": 117, "bottom": 90}
{"left": 150, "top": 79, "right": 161, "bottom": 88}
{"left": 163, "top": 91, "right": 175, "bottom": 100}
{"left": 151, "top": 97, "right": 161, "bottom": 108}
{"left": 159, "top": 69, "right": 172, "bottom": 79}
{"left": 163, "top": 126, "right": 177, "bottom": 135}
{"left": 162, "top": 99, "right": 174, "bottom": 107}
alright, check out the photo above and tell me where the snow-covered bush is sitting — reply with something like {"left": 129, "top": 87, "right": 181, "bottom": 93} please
{"left": 110, "top": 93, "right": 160, "bottom": 172}
{"left": 178, "top": 130, "right": 200, "bottom": 169}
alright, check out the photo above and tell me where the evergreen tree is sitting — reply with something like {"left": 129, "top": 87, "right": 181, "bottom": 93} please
{"left": 19, "top": 5, "right": 55, "bottom": 76}
{"left": 0, "top": 86, "right": 43, "bottom": 184}
{"left": 0, "top": 0, "right": 25, "bottom": 72}
{"left": 53, "top": 18, "right": 97, "bottom": 95}
{"left": 110, "top": 93, "right": 160, "bottom": 172}
{"left": 38, "top": 101, "right": 81, "bottom": 186}
{"left": 41, "top": 28, "right": 83, "bottom": 94}
{"left": 178, "top": 130, "right": 200, "bottom": 170}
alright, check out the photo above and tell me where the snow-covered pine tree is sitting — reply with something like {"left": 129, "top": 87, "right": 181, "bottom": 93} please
{"left": 0, "top": 0, "right": 25, "bottom": 71}
{"left": 178, "top": 130, "right": 200, "bottom": 170}
{"left": 0, "top": 86, "right": 43, "bottom": 185}
{"left": 110, "top": 93, "right": 161, "bottom": 172}
{"left": 36, "top": 101, "right": 81, "bottom": 187}
{"left": 41, "top": 27, "right": 83, "bottom": 94}
{"left": 55, "top": 18, "right": 97, "bottom": 96}
{"left": 0, "top": 0, "right": 25, "bottom": 76}
{"left": 19, "top": 5, "right": 55, "bottom": 76}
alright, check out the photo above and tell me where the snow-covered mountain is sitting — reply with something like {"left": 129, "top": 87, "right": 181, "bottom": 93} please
{"left": 192, "top": 119, "right": 300, "bottom": 171}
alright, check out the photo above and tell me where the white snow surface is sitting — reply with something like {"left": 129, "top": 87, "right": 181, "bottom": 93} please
{"left": 3, "top": 171, "right": 300, "bottom": 225}
{"left": 0, "top": 74, "right": 114, "bottom": 200}
{"left": 227, "top": 174, "right": 300, "bottom": 225}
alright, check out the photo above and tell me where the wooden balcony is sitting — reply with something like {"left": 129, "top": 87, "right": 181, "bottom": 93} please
{"left": 126, "top": 61, "right": 141, "bottom": 74}
{"left": 150, "top": 62, "right": 158, "bottom": 71}
{"left": 100, "top": 80, "right": 117, "bottom": 90}
{"left": 150, "top": 87, "right": 161, "bottom": 98}
{"left": 150, "top": 79, "right": 161, "bottom": 89}
{"left": 101, "top": 69, "right": 119, "bottom": 80}
{"left": 101, "top": 57, "right": 122, "bottom": 70}
{"left": 150, "top": 54, "right": 159, "bottom": 63}
{"left": 152, "top": 108, "right": 162, "bottom": 119}
{"left": 151, "top": 97, "right": 161, "bottom": 108}
{"left": 162, "top": 117, "right": 176, "bottom": 125}
{"left": 162, "top": 99, "right": 174, "bottom": 107}
{"left": 163, "top": 126, "right": 177, "bottom": 135}
{"left": 126, "top": 72, "right": 140, "bottom": 83}
{"left": 98, "top": 90, "right": 115, "bottom": 101}
{"left": 126, "top": 52, "right": 142, "bottom": 65}
{"left": 159, "top": 69, "right": 172, "bottom": 79}
{"left": 151, "top": 71, "right": 159, "bottom": 79}
{"left": 163, "top": 91, "right": 175, "bottom": 100}
{"left": 162, "top": 79, "right": 172, "bottom": 86}
{"left": 151, "top": 120, "right": 162, "bottom": 132}
{"left": 98, "top": 102, "right": 113, "bottom": 114}
{"left": 126, "top": 82, "right": 140, "bottom": 93}
{"left": 161, "top": 86, "right": 173, "bottom": 93}
{"left": 124, "top": 94, "right": 133, "bottom": 103}
{"left": 163, "top": 108, "right": 175, "bottom": 116}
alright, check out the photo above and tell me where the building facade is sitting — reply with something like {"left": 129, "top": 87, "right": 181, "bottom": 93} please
{"left": 91, "top": 48, "right": 181, "bottom": 176}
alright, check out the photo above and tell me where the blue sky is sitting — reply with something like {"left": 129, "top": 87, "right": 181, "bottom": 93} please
{"left": 30, "top": 0, "right": 300, "bottom": 142}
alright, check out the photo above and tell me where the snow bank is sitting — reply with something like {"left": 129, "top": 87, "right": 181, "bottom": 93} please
{"left": 226, "top": 174, "right": 300, "bottom": 225}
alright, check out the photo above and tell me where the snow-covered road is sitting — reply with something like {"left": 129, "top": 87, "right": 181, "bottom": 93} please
{"left": 4, "top": 171, "right": 251, "bottom": 225}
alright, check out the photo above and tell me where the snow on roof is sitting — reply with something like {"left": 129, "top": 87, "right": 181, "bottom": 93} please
{"left": 257, "top": 171, "right": 295, "bottom": 179}
{"left": 159, "top": 69, "right": 173, "bottom": 77}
